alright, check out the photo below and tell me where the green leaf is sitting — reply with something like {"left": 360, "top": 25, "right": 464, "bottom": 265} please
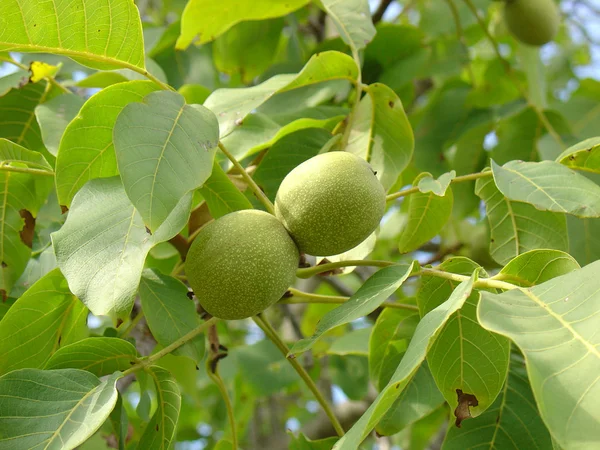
{"left": 334, "top": 273, "right": 476, "bottom": 449}
{"left": 330, "top": 354, "right": 369, "bottom": 400}
{"left": 317, "top": 231, "right": 377, "bottom": 275}
{"left": 178, "top": 84, "right": 211, "bottom": 105}
{"left": 492, "top": 107, "right": 543, "bottom": 164}
{"left": 397, "top": 173, "right": 454, "bottom": 254}
{"left": 0, "top": 368, "right": 120, "bottom": 450}
{"left": 494, "top": 249, "right": 580, "bottom": 287}
{"left": 289, "top": 432, "right": 337, "bottom": 450}
{"left": 51, "top": 177, "right": 191, "bottom": 320}
{"left": 475, "top": 172, "right": 569, "bottom": 265}
{"left": 320, "top": 0, "right": 376, "bottom": 52}
{"left": 136, "top": 366, "right": 181, "bottom": 450}
{"left": 419, "top": 258, "right": 510, "bottom": 421}
{"left": 109, "top": 394, "right": 129, "bottom": 450}
{"left": 369, "top": 308, "right": 419, "bottom": 390}
{"left": 213, "top": 19, "right": 283, "bottom": 83}
{"left": 567, "top": 215, "right": 600, "bottom": 266}
{"left": 177, "top": 0, "right": 309, "bottom": 47}
{"left": 253, "top": 128, "right": 332, "bottom": 200}
{"left": 139, "top": 269, "right": 205, "bottom": 363}
{"left": 491, "top": 160, "right": 600, "bottom": 217}
{"left": 205, "top": 51, "right": 357, "bottom": 136}
{"left": 0, "top": 268, "right": 87, "bottom": 375}
{"left": 346, "top": 83, "right": 414, "bottom": 191}
{"left": 198, "top": 160, "right": 253, "bottom": 219}
{"left": 34, "top": 93, "right": 84, "bottom": 156}
{"left": 0, "top": 68, "right": 29, "bottom": 96}
{"left": 114, "top": 90, "right": 218, "bottom": 231}
{"left": 290, "top": 263, "right": 415, "bottom": 356}
{"left": 478, "top": 261, "right": 600, "bottom": 449}
{"left": 0, "top": 81, "right": 48, "bottom": 154}
{"left": 328, "top": 327, "right": 371, "bottom": 356}
{"left": 44, "top": 337, "right": 138, "bottom": 376}
{"left": 418, "top": 170, "right": 456, "bottom": 196}
{"left": 376, "top": 363, "right": 445, "bottom": 436}
{"left": 0, "top": 0, "right": 145, "bottom": 70}
{"left": 0, "top": 138, "right": 51, "bottom": 170}
{"left": 556, "top": 136, "right": 600, "bottom": 173}
{"left": 442, "top": 353, "right": 553, "bottom": 450}
{"left": 56, "top": 80, "right": 160, "bottom": 207}
{"left": 0, "top": 169, "right": 52, "bottom": 299}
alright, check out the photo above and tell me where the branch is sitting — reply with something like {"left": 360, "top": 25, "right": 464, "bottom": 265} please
{"left": 372, "top": 0, "right": 394, "bottom": 24}
{"left": 281, "top": 287, "right": 419, "bottom": 311}
{"left": 218, "top": 142, "right": 275, "bottom": 215}
{"left": 296, "top": 260, "right": 395, "bottom": 278}
{"left": 123, "top": 317, "right": 218, "bottom": 376}
{"left": 252, "top": 314, "right": 345, "bottom": 437}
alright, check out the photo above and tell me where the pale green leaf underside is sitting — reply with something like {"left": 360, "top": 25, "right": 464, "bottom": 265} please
{"left": 177, "top": 0, "right": 310, "bottom": 47}
{"left": 478, "top": 261, "right": 600, "bottom": 450}
{"left": 290, "top": 263, "right": 415, "bottom": 356}
{"left": 114, "top": 90, "right": 218, "bottom": 231}
{"left": 418, "top": 170, "right": 456, "bottom": 196}
{"left": 398, "top": 173, "right": 453, "bottom": 254}
{"left": 56, "top": 80, "right": 160, "bottom": 207}
{"left": 51, "top": 177, "right": 191, "bottom": 320}
{"left": 0, "top": 268, "right": 87, "bottom": 375}
{"left": 320, "top": 0, "right": 376, "bottom": 51}
{"left": 346, "top": 83, "right": 414, "bottom": 191}
{"left": 45, "top": 337, "right": 138, "bottom": 377}
{"left": 476, "top": 174, "right": 568, "bottom": 265}
{"left": 442, "top": 354, "right": 553, "bottom": 450}
{"left": 334, "top": 274, "right": 476, "bottom": 449}
{"left": 0, "top": 0, "right": 145, "bottom": 71}
{"left": 0, "top": 368, "right": 120, "bottom": 450}
{"left": 205, "top": 51, "right": 357, "bottom": 137}
{"left": 0, "top": 138, "right": 51, "bottom": 170}
{"left": 492, "top": 160, "right": 600, "bottom": 218}
{"left": 556, "top": 136, "right": 600, "bottom": 174}
{"left": 136, "top": 366, "right": 181, "bottom": 450}
{"left": 198, "top": 161, "right": 253, "bottom": 219}
{"left": 139, "top": 269, "right": 205, "bottom": 363}
{"left": 35, "top": 93, "right": 84, "bottom": 157}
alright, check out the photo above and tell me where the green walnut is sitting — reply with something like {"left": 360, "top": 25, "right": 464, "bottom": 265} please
{"left": 275, "top": 152, "right": 386, "bottom": 257}
{"left": 185, "top": 210, "right": 299, "bottom": 320}
{"left": 503, "top": 0, "right": 559, "bottom": 46}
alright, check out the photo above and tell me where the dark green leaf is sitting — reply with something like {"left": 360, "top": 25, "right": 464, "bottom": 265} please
{"left": 199, "top": 161, "right": 253, "bottom": 219}
{"left": 494, "top": 249, "right": 580, "bottom": 287}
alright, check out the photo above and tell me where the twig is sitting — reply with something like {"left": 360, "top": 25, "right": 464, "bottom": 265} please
{"left": 252, "top": 314, "right": 345, "bottom": 437}
{"left": 446, "top": 0, "right": 476, "bottom": 86}
{"left": 373, "top": 0, "right": 394, "bottom": 24}
{"left": 218, "top": 142, "right": 275, "bottom": 215}
{"left": 281, "top": 288, "right": 419, "bottom": 311}
{"left": 386, "top": 171, "right": 492, "bottom": 201}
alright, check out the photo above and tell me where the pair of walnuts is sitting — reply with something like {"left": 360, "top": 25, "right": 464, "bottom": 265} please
{"left": 186, "top": 152, "right": 386, "bottom": 320}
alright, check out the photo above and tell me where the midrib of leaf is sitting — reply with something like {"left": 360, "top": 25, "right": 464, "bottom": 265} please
{"left": 500, "top": 166, "right": 566, "bottom": 213}
{"left": 50, "top": 296, "right": 77, "bottom": 354}
{"left": 402, "top": 194, "right": 434, "bottom": 244}
{"left": 16, "top": 83, "right": 49, "bottom": 145}
{"left": 148, "top": 368, "right": 167, "bottom": 448}
{"left": 488, "top": 354, "right": 510, "bottom": 449}
{"left": 522, "top": 288, "right": 600, "bottom": 358}
{"left": 149, "top": 105, "right": 185, "bottom": 228}
{"left": 0, "top": 43, "right": 146, "bottom": 75}
{"left": 504, "top": 196, "right": 520, "bottom": 257}
{"left": 66, "top": 141, "right": 112, "bottom": 203}
{"left": 457, "top": 309, "right": 465, "bottom": 388}
{"left": 140, "top": 278, "right": 185, "bottom": 337}
{"left": 44, "top": 379, "right": 100, "bottom": 448}
{"left": 111, "top": 209, "right": 137, "bottom": 314}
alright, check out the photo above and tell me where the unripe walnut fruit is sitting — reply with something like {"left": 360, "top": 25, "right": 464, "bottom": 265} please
{"left": 275, "top": 152, "right": 386, "bottom": 257}
{"left": 185, "top": 210, "right": 299, "bottom": 320}
{"left": 503, "top": 0, "right": 559, "bottom": 46}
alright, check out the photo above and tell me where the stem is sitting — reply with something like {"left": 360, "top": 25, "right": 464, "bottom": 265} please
{"left": 206, "top": 357, "right": 238, "bottom": 449}
{"left": 386, "top": 170, "right": 492, "bottom": 201}
{"left": 339, "top": 47, "right": 364, "bottom": 150}
{"left": 218, "top": 142, "right": 275, "bottom": 215}
{"left": 420, "top": 268, "right": 519, "bottom": 291}
{"left": 123, "top": 317, "right": 218, "bottom": 376}
{"left": 296, "top": 260, "right": 395, "bottom": 278}
{"left": 0, "top": 164, "right": 54, "bottom": 177}
{"left": 252, "top": 314, "right": 345, "bottom": 437}
{"left": 118, "top": 310, "right": 145, "bottom": 338}
{"left": 461, "top": 0, "right": 566, "bottom": 150}
{"left": 282, "top": 288, "right": 419, "bottom": 311}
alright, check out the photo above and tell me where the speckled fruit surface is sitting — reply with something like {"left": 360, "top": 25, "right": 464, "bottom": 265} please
{"left": 503, "top": 0, "right": 559, "bottom": 46}
{"left": 275, "top": 151, "right": 386, "bottom": 257}
{"left": 186, "top": 210, "right": 299, "bottom": 320}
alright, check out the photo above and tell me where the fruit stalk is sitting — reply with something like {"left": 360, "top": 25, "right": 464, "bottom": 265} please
{"left": 252, "top": 314, "right": 346, "bottom": 437}
{"left": 218, "top": 142, "right": 275, "bottom": 214}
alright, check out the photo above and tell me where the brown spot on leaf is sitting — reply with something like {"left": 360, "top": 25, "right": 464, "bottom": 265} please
{"left": 60, "top": 205, "right": 69, "bottom": 214}
{"left": 155, "top": 424, "right": 159, "bottom": 431}
{"left": 116, "top": 318, "right": 124, "bottom": 328}
{"left": 388, "top": 101, "right": 394, "bottom": 108}
{"left": 19, "top": 210, "right": 35, "bottom": 248}
{"left": 186, "top": 290, "right": 194, "bottom": 300}
{"left": 1, "top": 261, "right": 6, "bottom": 268}
{"left": 0, "top": 289, "right": 6, "bottom": 302}
{"left": 454, "top": 389, "right": 478, "bottom": 427}
{"left": 282, "top": 290, "right": 293, "bottom": 299}
{"left": 145, "top": 226, "right": 152, "bottom": 235}
{"left": 57, "top": 335, "right": 62, "bottom": 346}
